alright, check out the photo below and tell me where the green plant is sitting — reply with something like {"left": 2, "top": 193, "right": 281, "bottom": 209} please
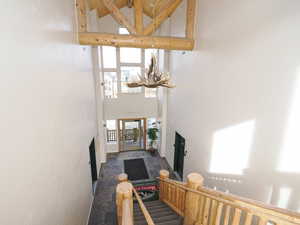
{"left": 132, "top": 128, "right": 139, "bottom": 142}
{"left": 147, "top": 128, "right": 159, "bottom": 148}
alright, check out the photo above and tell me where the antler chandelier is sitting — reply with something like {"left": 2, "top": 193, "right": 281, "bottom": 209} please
{"left": 127, "top": 55, "right": 175, "bottom": 89}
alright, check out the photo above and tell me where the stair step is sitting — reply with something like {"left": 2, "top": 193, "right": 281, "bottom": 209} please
{"left": 152, "top": 214, "right": 180, "bottom": 223}
{"left": 135, "top": 218, "right": 181, "bottom": 225}
{"left": 144, "top": 200, "right": 164, "bottom": 207}
{"left": 134, "top": 210, "right": 175, "bottom": 220}
{"left": 156, "top": 219, "right": 182, "bottom": 225}
{"left": 134, "top": 200, "right": 182, "bottom": 225}
{"left": 134, "top": 207, "right": 173, "bottom": 216}
{"left": 135, "top": 202, "right": 166, "bottom": 210}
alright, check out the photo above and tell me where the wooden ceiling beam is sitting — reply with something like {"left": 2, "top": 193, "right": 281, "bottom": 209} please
{"left": 143, "top": 0, "right": 172, "bottom": 18}
{"left": 134, "top": 0, "right": 144, "bottom": 34}
{"left": 87, "top": 0, "right": 99, "bottom": 10}
{"left": 186, "top": 0, "right": 196, "bottom": 39}
{"left": 97, "top": 0, "right": 127, "bottom": 17}
{"left": 76, "top": 0, "right": 87, "bottom": 32}
{"left": 143, "top": 0, "right": 182, "bottom": 36}
{"left": 79, "top": 32, "right": 194, "bottom": 50}
{"left": 102, "top": 0, "right": 137, "bottom": 34}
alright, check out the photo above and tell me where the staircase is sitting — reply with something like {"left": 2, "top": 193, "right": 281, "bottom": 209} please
{"left": 134, "top": 200, "right": 182, "bottom": 225}
{"left": 116, "top": 171, "right": 300, "bottom": 225}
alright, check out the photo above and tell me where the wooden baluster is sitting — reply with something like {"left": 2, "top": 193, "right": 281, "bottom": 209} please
{"left": 215, "top": 202, "right": 224, "bottom": 225}
{"left": 184, "top": 173, "right": 204, "bottom": 225}
{"left": 244, "top": 213, "right": 253, "bottom": 225}
{"left": 176, "top": 186, "right": 180, "bottom": 210}
{"left": 195, "top": 195, "right": 205, "bottom": 225}
{"left": 258, "top": 218, "right": 268, "bottom": 225}
{"left": 209, "top": 200, "right": 219, "bottom": 225}
{"left": 159, "top": 170, "right": 169, "bottom": 202}
{"left": 232, "top": 208, "right": 242, "bottom": 225}
{"left": 202, "top": 198, "right": 211, "bottom": 225}
{"left": 116, "top": 182, "right": 133, "bottom": 225}
{"left": 224, "top": 205, "right": 232, "bottom": 225}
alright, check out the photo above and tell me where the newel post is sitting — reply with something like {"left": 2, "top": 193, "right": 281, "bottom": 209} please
{"left": 116, "top": 181, "right": 133, "bottom": 225}
{"left": 118, "top": 173, "right": 128, "bottom": 183}
{"left": 159, "top": 170, "right": 169, "bottom": 201}
{"left": 183, "top": 173, "right": 204, "bottom": 225}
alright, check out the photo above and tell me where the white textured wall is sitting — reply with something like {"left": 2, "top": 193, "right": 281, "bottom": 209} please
{"left": 104, "top": 94, "right": 158, "bottom": 120}
{"left": 0, "top": 0, "right": 97, "bottom": 225}
{"left": 166, "top": 0, "right": 300, "bottom": 212}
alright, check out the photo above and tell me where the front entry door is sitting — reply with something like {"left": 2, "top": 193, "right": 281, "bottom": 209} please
{"left": 118, "top": 118, "right": 146, "bottom": 151}
{"left": 174, "top": 132, "right": 185, "bottom": 179}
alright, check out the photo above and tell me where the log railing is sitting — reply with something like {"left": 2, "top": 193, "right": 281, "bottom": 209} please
{"left": 158, "top": 170, "right": 300, "bottom": 225}
{"left": 116, "top": 171, "right": 300, "bottom": 225}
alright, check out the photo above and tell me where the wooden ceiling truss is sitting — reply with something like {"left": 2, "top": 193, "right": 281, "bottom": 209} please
{"left": 75, "top": 0, "right": 197, "bottom": 50}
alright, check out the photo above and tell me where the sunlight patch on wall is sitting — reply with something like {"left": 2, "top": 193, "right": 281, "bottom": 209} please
{"left": 278, "top": 74, "right": 300, "bottom": 173}
{"left": 277, "top": 187, "right": 292, "bottom": 208}
{"left": 209, "top": 120, "right": 256, "bottom": 175}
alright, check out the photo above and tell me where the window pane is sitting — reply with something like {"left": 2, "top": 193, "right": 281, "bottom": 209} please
{"left": 145, "top": 87, "right": 157, "bottom": 98}
{"left": 119, "top": 27, "right": 129, "bottom": 35}
{"left": 102, "top": 46, "right": 116, "bottom": 68}
{"left": 104, "top": 72, "right": 118, "bottom": 98}
{"left": 121, "top": 67, "right": 142, "bottom": 93}
{"left": 145, "top": 49, "right": 158, "bottom": 68}
{"left": 120, "top": 48, "right": 141, "bottom": 63}
{"left": 106, "top": 120, "right": 116, "bottom": 129}
{"left": 106, "top": 120, "right": 117, "bottom": 143}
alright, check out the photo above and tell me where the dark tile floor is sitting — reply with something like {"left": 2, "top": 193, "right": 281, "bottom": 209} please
{"left": 88, "top": 150, "right": 175, "bottom": 225}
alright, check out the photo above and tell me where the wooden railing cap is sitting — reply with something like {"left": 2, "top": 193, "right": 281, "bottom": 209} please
{"left": 117, "top": 181, "right": 133, "bottom": 198}
{"left": 187, "top": 173, "right": 204, "bottom": 188}
{"left": 160, "top": 170, "right": 170, "bottom": 179}
{"left": 118, "top": 173, "right": 128, "bottom": 183}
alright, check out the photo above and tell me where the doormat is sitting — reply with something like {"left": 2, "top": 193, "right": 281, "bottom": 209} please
{"left": 124, "top": 158, "right": 149, "bottom": 181}
{"left": 133, "top": 179, "right": 159, "bottom": 202}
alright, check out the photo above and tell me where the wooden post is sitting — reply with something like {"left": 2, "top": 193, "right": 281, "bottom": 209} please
{"left": 116, "top": 182, "right": 133, "bottom": 225}
{"left": 185, "top": 0, "right": 197, "bottom": 39}
{"left": 159, "top": 170, "right": 169, "bottom": 201}
{"left": 118, "top": 173, "right": 128, "bottom": 183}
{"left": 76, "top": 0, "right": 87, "bottom": 32}
{"left": 183, "top": 173, "right": 204, "bottom": 225}
{"left": 134, "top": 0, "right": 143, "bottom": 34}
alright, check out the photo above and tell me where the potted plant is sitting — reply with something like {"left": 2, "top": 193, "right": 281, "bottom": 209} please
{"left": 147, "top": 128, "right": 159, "bottom": 155}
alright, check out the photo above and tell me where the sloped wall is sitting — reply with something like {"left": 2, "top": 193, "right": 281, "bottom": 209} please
{"left": 0, "top": 0, "right": 97, "bottom": 224}
{"left": 166, "top": 0, "right": 300, "bottom": 212}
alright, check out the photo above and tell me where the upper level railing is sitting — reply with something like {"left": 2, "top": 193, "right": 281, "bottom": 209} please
{"left": 116, "top": 170, "right": 300, "bottom": 225}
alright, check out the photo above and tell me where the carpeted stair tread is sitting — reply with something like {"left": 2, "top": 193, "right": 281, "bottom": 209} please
{"left": 134, "top": 209, "right": 175, "bottom": 220}
{"left": 134, "top": 207, "right": 174, "bottom": 216}
{"left": 134, "top": 200, "right": 182, "bottom": 225}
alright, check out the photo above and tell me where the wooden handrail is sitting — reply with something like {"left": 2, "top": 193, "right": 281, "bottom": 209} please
{"left": 132, "top": 187, "right": 155, "bottom": 225}
{"left": 157, "top": 170, "right": 300, "bottom": 225}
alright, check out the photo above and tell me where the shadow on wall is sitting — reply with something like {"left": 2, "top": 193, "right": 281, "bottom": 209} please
{"left": 205, "top": 73, "right": 300, "bottom": 212}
